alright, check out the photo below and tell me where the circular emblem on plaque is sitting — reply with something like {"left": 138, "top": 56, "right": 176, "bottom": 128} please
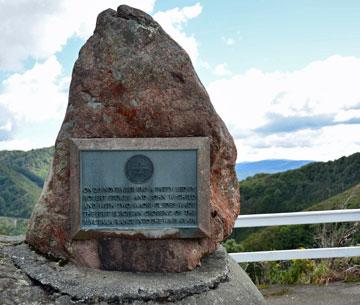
{"left": 125, "top": 154, "right": 154, "bottom": 184}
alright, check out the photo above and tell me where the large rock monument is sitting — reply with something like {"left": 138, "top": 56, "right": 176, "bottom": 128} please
{"left": 14, "top": 4, "right": 267, "bottom": 305}
{"left": 26, "top": 5, "right": 239, "bottom": 273}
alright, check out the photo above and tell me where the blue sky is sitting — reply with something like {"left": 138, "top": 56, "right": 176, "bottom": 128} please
{"left": 158, "top": 1, "right": 360, "bottom": 76}
{"left": 0, "top": 0, "right": 360, "bottom": 161}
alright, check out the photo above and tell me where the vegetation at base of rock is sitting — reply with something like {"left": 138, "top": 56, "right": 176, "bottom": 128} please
{"left": 0, "top": 147, "right": 53, "bottom": 218}
{"left": 239, "top": 257, "right": 360, "bottom": 286}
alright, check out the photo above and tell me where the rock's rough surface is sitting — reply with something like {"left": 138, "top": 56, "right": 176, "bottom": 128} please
{"left": 1, "top": 238, "right": 265, "bottom": 305}
{"left": 26, "top": 5, "right": 239, "bottom": 272}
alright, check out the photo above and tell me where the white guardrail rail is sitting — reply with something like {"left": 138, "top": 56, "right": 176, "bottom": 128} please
{"left": 230, "top": 209, "right": 360, "bottom": 263}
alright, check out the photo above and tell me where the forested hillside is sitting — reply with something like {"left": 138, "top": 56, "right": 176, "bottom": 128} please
{"left": 240, "top": 152, "right": 360, "bottom": 215}
{"left": 232, "top": 152, "right": 360, "bottom": 243}
{"left": 238, "top": 183, "right": 360, "bottom": 252}
{"left": 0, "top": 147, "right": 53, "bottom": 218}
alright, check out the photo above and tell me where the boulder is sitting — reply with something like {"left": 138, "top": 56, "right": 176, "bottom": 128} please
{"left": 26, "top": 5, "right": 240, "bottom": 272}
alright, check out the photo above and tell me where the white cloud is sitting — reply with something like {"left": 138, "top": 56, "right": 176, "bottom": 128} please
{"left": 0, "top": 121, "right": 12, "bottom": 132}
{"left": 0, "top": 56, "right": 68, "bottom": 123}
{"left": 0, "top": 0, "right": 156, "bottom": 71}
{"left": 0, "top": 56, "right": 69, "bottom": 147}
{"left": 153, "top": 3, "right": 202, "bottom": 64}
{"left": 236, "top": 125, "right": 360, "bottom": 162}
{"left": 213, "top": 63, "right": 232, "bottom": 76}
{"left": 198, "top": 60, "right": 211, "bottom": 70}
{"left": 207, "top": 55, "right": 360, "bottom": 161}
{"left": 222, "top": 37, "right": 235, "bottom": 46}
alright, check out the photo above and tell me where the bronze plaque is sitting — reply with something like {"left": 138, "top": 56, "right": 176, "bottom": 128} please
{"left": 69, "top": 138, "right": 210, "bottom": 239}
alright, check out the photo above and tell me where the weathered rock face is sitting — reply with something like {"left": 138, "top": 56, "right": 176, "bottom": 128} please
{"left": 26, "top": 5, "right": 240, "bottom": 272}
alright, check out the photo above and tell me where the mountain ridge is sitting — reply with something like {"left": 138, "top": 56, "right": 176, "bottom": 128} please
{"left": 240, "top": 152, "right": 360, "bottom": 215}
{"left": 236, "top": 159, "right": 314, "bottom": 180}
{"left": 0, "top": 146, "right": 359, "bottom": 221}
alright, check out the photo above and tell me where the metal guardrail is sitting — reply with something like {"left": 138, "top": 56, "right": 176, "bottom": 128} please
{"left": 230, "top": 246, "right": 360, "bottom": 262}
{"left": 1, "top": 211, "right": 359, "bottom": 262}
{"left": 231, "top": 209, "right": 360, "bottom": 263}
{"left": 235, "top": 209, "right": 360, "bottom": 227}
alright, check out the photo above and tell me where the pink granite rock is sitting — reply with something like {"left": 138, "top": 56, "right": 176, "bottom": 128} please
{"left": 26, "top": 5, "right": 240, "bottom": 272}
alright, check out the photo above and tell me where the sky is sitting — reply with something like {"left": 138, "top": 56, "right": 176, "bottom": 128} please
{"left": 0, "top": 0, "right": 360, "bottom": 162}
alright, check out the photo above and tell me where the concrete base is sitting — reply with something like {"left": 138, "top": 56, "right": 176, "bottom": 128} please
{"left": 2, "top": 238, "right": 265, "bottom": 305}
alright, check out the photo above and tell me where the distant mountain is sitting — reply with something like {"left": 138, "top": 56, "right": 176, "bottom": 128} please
{"left": 236, "top": 159, "right": 313, "bottom": 180}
